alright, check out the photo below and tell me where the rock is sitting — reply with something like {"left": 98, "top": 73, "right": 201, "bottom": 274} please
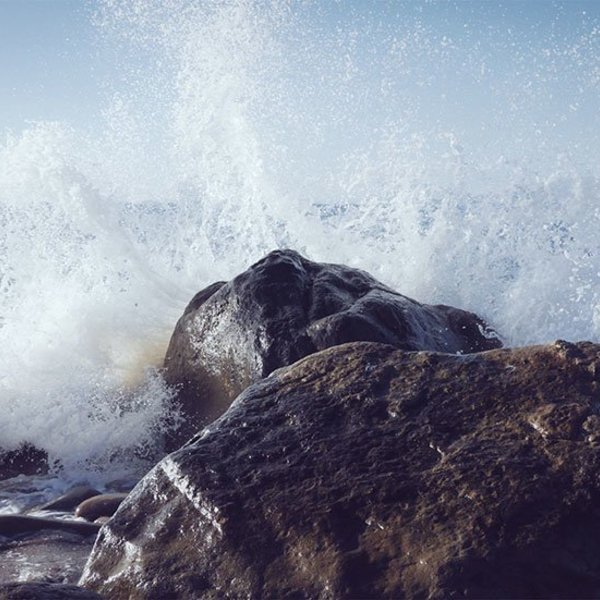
{"left": 163, "top": 249, "right": 501, "bottom": 445}
{"left": 81, "top": 340, "right": 600, "bottom": 599}
{"left": 0, "top": 582, "right": 102, "bottom": 600}
{"left": 35, "top": 486, "right": 101, "bottom": 514}
{"left": 0, "top": 444, "right": 48, "bottom": 481}
{"left": 75, "top": 494, "right": 128, "bottom": 522}
{"left": 0, "top": 530, "right": 97, "bottom": 584}
{"left": 0, "top": 515, "right": 100, "bottom": 538}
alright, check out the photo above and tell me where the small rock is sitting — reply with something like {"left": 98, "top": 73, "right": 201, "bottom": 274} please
{"left": 75, "top": 494, "right": 128, "bottom": 522}
{"left": 35, "top": 486, "right": 101, "bottom": 513}
{"left": 0, "top": 515, "right": 100, "bottom": 538}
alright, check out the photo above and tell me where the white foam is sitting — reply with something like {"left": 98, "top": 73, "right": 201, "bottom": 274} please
{"left": 0, "top": 1, "right": 599, "bottom": 480}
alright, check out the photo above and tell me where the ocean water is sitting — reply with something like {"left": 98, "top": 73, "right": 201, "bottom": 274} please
{"left": 0, "top": 0, "right": 599, "bottom": 492}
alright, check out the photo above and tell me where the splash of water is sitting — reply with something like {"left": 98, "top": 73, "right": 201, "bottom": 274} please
{"left": 0, "top": 0, "right": 599, "bottom": 477}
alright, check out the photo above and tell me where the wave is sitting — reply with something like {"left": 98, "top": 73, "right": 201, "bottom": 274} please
{"left": 0, "top": 0, "right": 598, "bottom": 477}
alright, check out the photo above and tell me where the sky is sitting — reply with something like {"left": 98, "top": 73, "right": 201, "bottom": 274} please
{"left": 0, "top": 0, "right": 598, "bottom": 168}
{"left": 0, "top": 1, "right": 100, "bottom": 132}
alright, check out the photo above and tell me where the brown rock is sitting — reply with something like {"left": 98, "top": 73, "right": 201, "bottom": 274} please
{"left": 75, "top": 494, "right": 128, "bottom": 522}
{"left": 35, "top": 486, "right": 101, "bottom": 513}
{"left": 163, "top": 249, "right": 501, "bottom": 447}
{"left": 81, "top": 340, "right": 600, "bottom": 598}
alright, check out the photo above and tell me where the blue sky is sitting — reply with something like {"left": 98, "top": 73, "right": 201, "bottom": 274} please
{"left": 0, "top": 1, "right": 101, "bottom": 131}
{"left": 0, "top": 0, "right": 598, "bottom": 167}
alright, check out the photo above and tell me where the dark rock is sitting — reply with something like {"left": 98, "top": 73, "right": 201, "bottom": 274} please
{"left": 0, "top": 444, "right": 48, "bottom": 481}
{"left": 75, "top": 494, "right": 128, "bottom": 522}
{"left": 0, "top": 531, "right": 97, "bottom": 585}
{"left": 81, "top": 340, "right": 600, "bottom": 599}
{"left": 0, "top": 582, "right": 102, "bottom": 600}
{"left": 183, "top": 281, "right": 226, "bottom": 316}
{"left": 163, "top": 249, "right": 501, "bottom": 445}
{"left": 35, "top": 487, "right": 101, "bottom": 514}
{"left": 0, "top": 515, "right": 100, "bottom": 538}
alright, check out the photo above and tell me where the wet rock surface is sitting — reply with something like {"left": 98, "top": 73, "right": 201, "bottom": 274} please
{"left": 0, "top": 516, "right": 100, "bottom": 538}
{"left": 163, "top": 249, "right": 501, "bottom": 445}
{"left": 35, "top": 487, "right": 101, "bottom": 514}
{"left": 0, "top": 485, "right": 110, "bottom": 587}
{"left": 75, "top": 494, "right": 128, "bottom": 522}
{"left": 82, "top": 340, "right": 600, "bottom": 599}
{"left": 0, "top": 531, "right": 98, "bottom": 588}
{"left": 0, "top": 581, "right": 102, "bottom": 599}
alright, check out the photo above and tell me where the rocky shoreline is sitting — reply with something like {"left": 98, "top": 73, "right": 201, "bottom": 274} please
{"left": 2, "top": 250, "right": 600, "bottom": 599}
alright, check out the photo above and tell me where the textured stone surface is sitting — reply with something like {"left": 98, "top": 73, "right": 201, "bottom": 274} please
{"left": 0, "top": 530, "right": 97, "bottom": 587}
{"left": 83, "top": 340, "right": 600, "bottom": 599}
{"left": 0, "top": 582, "right": 102, "bottom": 600}
{"left": 163, "top": 249, "right": 501, "bottom": 445}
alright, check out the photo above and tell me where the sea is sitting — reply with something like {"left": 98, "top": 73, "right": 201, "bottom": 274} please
{"left": 0, "top": 0, "right": 598, "bottom": 580}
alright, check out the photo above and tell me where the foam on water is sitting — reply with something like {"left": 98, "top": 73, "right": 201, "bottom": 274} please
{"left": 0, "top": 0, "right": 599, "bottom": 479}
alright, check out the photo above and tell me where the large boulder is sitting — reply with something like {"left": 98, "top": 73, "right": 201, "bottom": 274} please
{"left": 163, "top": 249, "right": 501, "bottom": 444}
{"left": 82, "top": 340, "right": 600, "bottom": 598}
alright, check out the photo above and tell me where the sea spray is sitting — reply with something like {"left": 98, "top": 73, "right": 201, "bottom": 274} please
{"left": 0, "top": 0, "right": 599, "bottom": 479}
